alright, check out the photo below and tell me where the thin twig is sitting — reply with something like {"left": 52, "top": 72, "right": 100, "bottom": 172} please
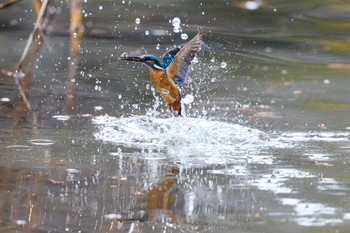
{"left": 39, "top": 30, "right": 54, "bottom": 52}
{"left": 17, "top": 0, "right": 50, "bottom": 71}
{"left": 15, "top": 0, "right": 51, "bottom": 111}
{"left": 13, "top": 70, "right": 31, "bottom": 110}
{"left": 0, "top": 0, "right": 22, "bottom": 9}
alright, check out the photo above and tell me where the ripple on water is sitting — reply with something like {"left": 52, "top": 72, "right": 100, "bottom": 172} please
{"left": 29, "top": 139, "right": 54, "bottom": 146}
{"left": 5, "top": 145, "right": 32, "bottom": 151}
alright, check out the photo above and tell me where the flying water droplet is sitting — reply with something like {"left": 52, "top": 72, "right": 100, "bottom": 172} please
{"left": 145, "top": 30, "right": 149, "bottom": 35}
{"left": 180, "top": 33, "right": 188, "bottom": 40}
{"left": 172, "top": 17, "right": 181, "bottom": 27}
{"left": 135, "top": 18, "right": 140, "bottom": 24}
{"left": 244, "top": 0, "right": 261, "bottom": 10}
{"left": 99, "top": 5, "right": 103, "bottom": 10}
{"left": 323, "top": 79, "right": 330, "bottom": 84}
{"left": 94, "top": 106, "right": 103, "bottom": 111}
{"left": 15, "top": 220, "right": 26, "bottom": 226}
{"left": 221, "top": 61, "right": 227, "bottom": 68}
{"left": 172, "top": 17, "right": 182, "bottom": 33}
{"left": 173, "top": 27, "right": 181, "bottom": 33}
{"left": 183, "top": 94, "right": 194, "bottom": 104}
{"left": 192, "top": 57, "right": 199, "bottom": 63}
{"left": 1, "top": 97, "right": 10, "bottom": 102}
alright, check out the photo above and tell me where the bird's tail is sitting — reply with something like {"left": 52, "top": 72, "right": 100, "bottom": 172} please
{"left": 168, "top": 92, "right": 182, "bottom": 117}
{"left": 176, "top": 91, "right": 182, "bottom": 116}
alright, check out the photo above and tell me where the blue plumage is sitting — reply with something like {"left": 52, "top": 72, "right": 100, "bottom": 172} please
{"left": 162, "top": 47, "right": 181, "bottom": 68}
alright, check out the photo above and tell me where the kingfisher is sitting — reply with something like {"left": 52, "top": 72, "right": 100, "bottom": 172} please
{"left": 119, "top": 33, "right": 202, "bottom": 116}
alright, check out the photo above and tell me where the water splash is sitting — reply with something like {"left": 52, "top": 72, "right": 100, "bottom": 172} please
{"left": 93, "top": 115, "right": 284, "bottom": 166}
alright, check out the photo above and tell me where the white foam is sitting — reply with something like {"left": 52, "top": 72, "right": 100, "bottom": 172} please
{"left": 92, "top": 115, "right": 283, "bottom": 166}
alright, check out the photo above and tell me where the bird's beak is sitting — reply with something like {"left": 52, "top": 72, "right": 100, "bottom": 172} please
{"left": 119, "top": 52, "right": 144, "bottom": 62}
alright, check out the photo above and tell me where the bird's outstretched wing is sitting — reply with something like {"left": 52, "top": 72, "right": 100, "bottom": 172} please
{"left": 166, "top": 33, "right": 202, "bottom": 85}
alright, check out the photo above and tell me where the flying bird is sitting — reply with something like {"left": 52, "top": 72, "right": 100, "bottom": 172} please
{"left": 119, "top": 33, "right": 202, "bottom": 116}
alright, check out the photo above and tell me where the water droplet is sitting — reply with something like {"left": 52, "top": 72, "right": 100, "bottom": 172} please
{"left": 265, "top": 47, "right": 272, "bottom": 53}
{"left": 1, "top": 97, "right": 10, "bottom": 102}
{"left": 180, "top": 33, "right": 188, "bottom": 40}
{"left": 281, "top": 69, "right": 288, "bottom": 75}
{"left": 192, "top": 57, "right": 199, "bottom": 63}
{"left": 244, "top": 1, "right": 261, "bottom": 10}
{"left": 172, "top": 17, "right": 181, "bottom": 27}
{"left": 145, "top": 30, "right": 149, "bottom": 35}
{"left": 49, "top": 6, "right": 56, "bottom": 14}
{"left": 9, "top": 19, "right": 18, "bottom": 26}
{"left": 156, "top": 43, "right": 160, "bottom": 50}
{"left": 152, "top": 29, "right": 166, "bottom": 36}
{"left": 135, "top": 18, "right": 140, "bottom": 24}
{"left": 323, "top": 79, "right": 330, "bottom": 84}
{"left": 183, "top": 94, "right": 194, "bottom": 104}
{"left": 94, "top": 106, "right": 103, "bottom": 111}
{"left": 15, "top": 220, "right": 26, "bottom": 226}
{"left": 221, "top": 61, "right": 227, "bottom": 68}
{"left": 173, "top": 26, "right": 181, "bottom": 33}
{"left": 99, "top": 5, "right": 103, "bottom": 10}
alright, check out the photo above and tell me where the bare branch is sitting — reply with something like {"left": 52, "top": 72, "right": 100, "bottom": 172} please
{"left": 0, "top": 0, "right": 22, "bottom": 9}
{"left": 14, "top": 0, "right": 51, "bottom": 111}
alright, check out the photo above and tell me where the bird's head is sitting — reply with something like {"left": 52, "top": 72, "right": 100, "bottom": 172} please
{"left": 119, "top": 53, "right": 164, "bottom": 70}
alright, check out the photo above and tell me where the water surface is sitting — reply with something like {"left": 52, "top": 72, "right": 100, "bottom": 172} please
{"left": 1, "top": 0, "right": 350, "bottom": 232}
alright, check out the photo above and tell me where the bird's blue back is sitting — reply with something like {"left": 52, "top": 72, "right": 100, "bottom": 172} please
{"left": 162, "top": 47, "right": 181, "bottom": 68}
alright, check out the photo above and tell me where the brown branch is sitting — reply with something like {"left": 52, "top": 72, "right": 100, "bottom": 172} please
{"left": 15, "top": 0, "right": 51, "bottom": 111}
{"left": 0, "top": 0, "right": 22, "bottom": 9}
{"left": 17, "top": 0, "right": 50, "bottom": 71}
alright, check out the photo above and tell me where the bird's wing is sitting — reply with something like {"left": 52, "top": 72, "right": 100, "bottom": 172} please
{"left": 162, "top": 47, "right": 181, "bottom": 68}
{"left": 166, "top": 33, "right": 202, "bottom": 85}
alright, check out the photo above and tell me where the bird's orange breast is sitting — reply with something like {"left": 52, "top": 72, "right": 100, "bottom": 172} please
{"left": 148, "top": 68, "right": 179, "bottom": 104}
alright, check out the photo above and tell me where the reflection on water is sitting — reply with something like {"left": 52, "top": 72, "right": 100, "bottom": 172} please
{"left": 1, "top": 0, "right": 350, "bottom": 232}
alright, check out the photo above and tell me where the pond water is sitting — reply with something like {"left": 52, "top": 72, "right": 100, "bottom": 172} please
{"left": 1, "top": 0, "right": 350, "bottom": 232}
